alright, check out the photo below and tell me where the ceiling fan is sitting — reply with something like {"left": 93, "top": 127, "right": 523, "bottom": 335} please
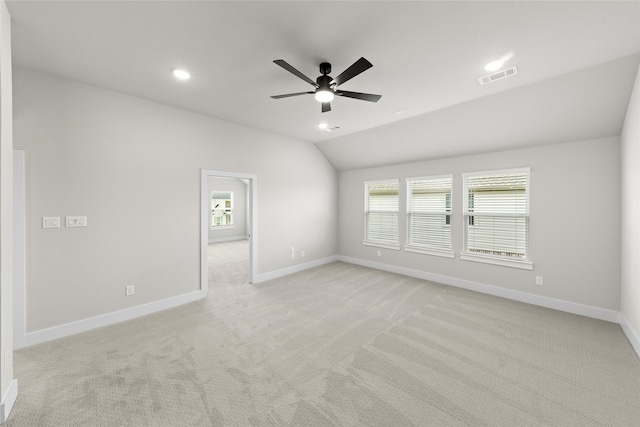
{"left": 270, "top": 57, "right": 382, "bottom": 113}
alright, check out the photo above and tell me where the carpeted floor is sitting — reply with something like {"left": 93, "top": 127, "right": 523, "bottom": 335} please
{"left": 6, "top": 240, "right": 640, "bottom": 426}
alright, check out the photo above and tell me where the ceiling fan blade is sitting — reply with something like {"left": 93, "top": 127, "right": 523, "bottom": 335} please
{"left": 322, "top": 102, "right": 331, "bottom": 113}
{"left": 330, "top": 57, "right": 373, "bottom": 86}
{"left": 271, "top": 91, "right": 314, "bottom": 99}
{"left": 336, "top": 90, "right": 382, "bottom": 102}
{"left": 273, "top": 60, "right": 318, "bottom": 87}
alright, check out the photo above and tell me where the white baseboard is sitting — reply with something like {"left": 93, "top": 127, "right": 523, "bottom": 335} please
{"left": 19, "top": 254, "right": 334, "bottom": 347}
{"left": 337, "top": 255, "right": 620, "bottom": 323}
{"left": 0, "top": 379, "right": 18, "bottom": 424}
{"left": 19, "top": 289, "right": 207, "bottom": 349}
{"left": 208, "top": 236, "right": 249, "bottom": 244}
{"left": 620, "top": 313, "right": 640, "bottom": 358}
{"left": 254, "top": 255, "right": 338, "bottom": 284}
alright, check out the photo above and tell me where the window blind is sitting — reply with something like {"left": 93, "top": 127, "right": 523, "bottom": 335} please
{"left": 406, "top": 176, "right": 452, "bottom": 251}
{"left": 365, "top": 180, "right": 399, "bottom": 245}
{"left": 463, "top": 169, "right": 530, "bottom": 260}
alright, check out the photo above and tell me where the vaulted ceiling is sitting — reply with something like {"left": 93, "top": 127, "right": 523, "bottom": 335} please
{"left": 6, "top": 1, "right": 640, "bottom": 171}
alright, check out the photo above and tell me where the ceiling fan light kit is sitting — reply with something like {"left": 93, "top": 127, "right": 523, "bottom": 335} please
{"left": 315, "top": 90, "right": 334, "bottom": 103}
{"left": 271, "top": 57, "right": 382, "bottom": 113}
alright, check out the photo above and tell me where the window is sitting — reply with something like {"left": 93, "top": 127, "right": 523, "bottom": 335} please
{"left": 211, "top": 191, "right": 233, "bottom": 228}
{"left": 462, "top": 168, "right": 532, "bottom": 269}
{"left": 405, "top": 175, "right": 453, "bottom": 257}
{"left": 364, "top": 180, "right": 399, "bottom": 249}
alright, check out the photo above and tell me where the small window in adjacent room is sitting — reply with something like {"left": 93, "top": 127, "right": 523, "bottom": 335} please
{"left": 211, "top": 191, "right": 234, "bottom": 228}
{"left": 363, "top": 180, "right": 400, "bottom": 249}
{"left": 405, "top": 175, "right": 454, "bottom": 257}
{"left": 462, "top": 168, "right": 532, "bottom": 269}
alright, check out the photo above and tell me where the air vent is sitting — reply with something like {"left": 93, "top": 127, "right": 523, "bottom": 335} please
{"left": 478, "top": 66, "right": 518, "bottom": 85}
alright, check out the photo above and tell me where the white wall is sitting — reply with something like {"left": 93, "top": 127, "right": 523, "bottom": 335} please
{"left": 339, "top": 138, "right": 621, "bottom": 314}
{"left": 207, "top": 177, "right": 247, "bottom": 243}
{"left": 621, "top": 64, "right": 640, "bottom": 354}
{"left": 13, "top": 67, "right": 337, "bottom": 334}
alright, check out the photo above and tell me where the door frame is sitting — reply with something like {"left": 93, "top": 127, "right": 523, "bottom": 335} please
{"left": 13, "top": 150, "right": 25, "bottom": 349}
{"left": 201, "top": 169, "right": 257, "bottom": 293}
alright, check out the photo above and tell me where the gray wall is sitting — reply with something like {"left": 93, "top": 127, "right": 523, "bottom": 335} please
{"left": 621, "top": 64, "right": 640, "bottom": 342}
{"left": 207, "top": 177, "right": 247, "bottom": 243}
{"left": 13, "top": 67, "right": 338, "bottom": 333}
{"left": 338, "top": 137, "right": 621, "bottom": 311}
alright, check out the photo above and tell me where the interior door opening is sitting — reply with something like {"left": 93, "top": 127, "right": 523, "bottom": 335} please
{"left": 200, "top": 170, "right": 256, "bottom": 295}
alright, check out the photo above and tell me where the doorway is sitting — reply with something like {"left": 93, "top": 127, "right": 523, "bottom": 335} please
{"left": 200, "top": 170, "right": 256, "bottom": 295}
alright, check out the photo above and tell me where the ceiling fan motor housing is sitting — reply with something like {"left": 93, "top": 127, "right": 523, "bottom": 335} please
{"left": 319, "top": 62, "right": 332, "bottom": 75}
{"left": 316, "top": 74, "right": 334, "bottom": 91}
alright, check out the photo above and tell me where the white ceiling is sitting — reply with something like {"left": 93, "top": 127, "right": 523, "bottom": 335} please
{"left": 6, "top": 1, "right": 640, "bottom": 171}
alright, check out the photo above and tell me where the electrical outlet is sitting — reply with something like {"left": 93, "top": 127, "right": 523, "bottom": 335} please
{"left": 66, "top": 216, "right": 87, "bottom": 227}
{"left": 377, "top": 250, "right": 381, "bottom": 257}
{"left": 125, "top": 285, "right": 135, "bottom": 296}
{"left": 535, "top": 276, "right": 544, "bottom": 286}
{"left": 301, "top": 250, "right": 305, "bottom": 258}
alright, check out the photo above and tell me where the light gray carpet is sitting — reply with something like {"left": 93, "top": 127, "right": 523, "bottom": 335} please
{"left": 7, "top": 240, "right": 640, "bottom": 426}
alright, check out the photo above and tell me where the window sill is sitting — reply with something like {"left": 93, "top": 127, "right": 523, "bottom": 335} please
{"left": 404, "top": 245, "right": 454, "bottom": 259}
{"left": 460, "top": 252, "right": 533, "bottom": 270}
{"left": 211, "top": 225, "right": 235, "bottom": 230}
{"left": 363, "top": 240, "right": 400, "bottom": 251}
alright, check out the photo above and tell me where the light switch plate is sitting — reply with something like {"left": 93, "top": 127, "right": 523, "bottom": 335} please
{"left": 42, "top": 217, "right": 60, "bottom": 228}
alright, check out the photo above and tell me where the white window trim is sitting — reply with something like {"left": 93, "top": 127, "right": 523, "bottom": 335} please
{"left": 460, "top": 252, "right": 533, "bottom": 270}
{"left": 406, "top": 173, "right": 453, "bottom": 182}
{"left": 363, "top": 179, "right": 400, "bottom": 248}
{"left": 405, "top": 174, "right": 453, "bottom": 256}
{"left": 461, "top": 167, "right": 532, "bottom": 269}
{"left": 211, "top": 225, "right": 235, "bottom": 230}
{"left": 363, "top": 241, "right": 401, "bottom": 251}
{"left": 404, "top": 245, "right": 454, "bottom": 258}
{"left": 461, "top": 167, "right": 531, "bottom": 179}
{"left": 211, "top": 190, "right": 234, "bottom": 230}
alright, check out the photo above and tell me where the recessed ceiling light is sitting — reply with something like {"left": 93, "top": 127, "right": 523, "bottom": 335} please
{"left": 318, "top": 123, "right": 341, "bottom": 132}
{"left": 394, "top": 110, "right": 404, "bottom": 115}
{"left": 484, "top": 59, "right": 505, "bottom": 72}
{"left": 171, "top": 68, "right": 191, "bottom": 80}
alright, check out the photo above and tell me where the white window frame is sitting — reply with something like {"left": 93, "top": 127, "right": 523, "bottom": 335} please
{"left": 211, "top": 191, "right": 234, "bottom": 229}
{"left": 363, "top": 179, "right": 400, "bottom": 250}
{"left": 461, "top": 168, "right": 532, "bottom": 270}
{"left": 404, "top": 175, "right": 454, "bottom": 258}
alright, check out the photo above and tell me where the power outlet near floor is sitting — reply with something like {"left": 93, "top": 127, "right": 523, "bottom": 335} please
{"left": 125, "top": 285, "right": 135, "bottom": 296}
{"left": 535, "top": 276, "right": 544, "bottom": 286}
